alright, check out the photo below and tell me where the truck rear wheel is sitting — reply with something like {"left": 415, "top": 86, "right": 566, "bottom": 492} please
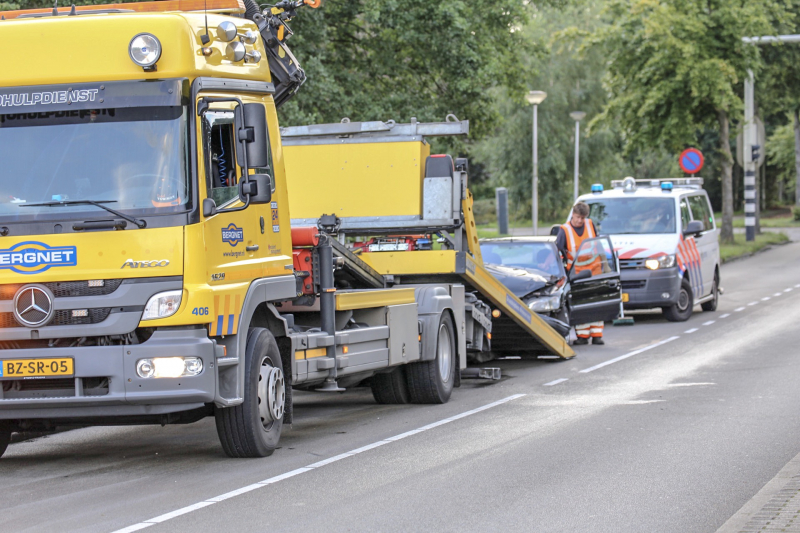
{"left": 663, "top": 277, "right": 693, "bottom": 322}
{"left": 371, "top": 366, "right": 410, "bottom": 404}
{"left": 215, "top": 328, "right": 285, "bottom": 458}
{"left": 406, "top": 313, "right": 456, "bottom": 404}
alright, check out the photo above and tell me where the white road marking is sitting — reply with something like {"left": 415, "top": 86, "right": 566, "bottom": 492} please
{"left": 748, "top": 301, "right": 759, "bottom": 306}
{"left": 796, "top": 284, "right": 800, "bottom": 288}
{"left": 626, "top": 400, "right": 666, "bottom": 405}
{"left": 544, "top": 378, "right": 568, "bottom": 386}
{"left": 785, "top": 288, "right": 793, "bottom": 292}
{"left": 702, "top": 320, "right": 715, "bottom": 326}
{"left": 762, "top": 297, "right": 771, "bottom": 301}
{"left": 719, "top": 314, "right": 730, "bottom": 319}
{"left": 668, "top": 382, "right": 716, "bottom": 387}
{"left": 735, "top": 307, "right": 746, "bottom": 312}
{"left": 579, "top": 336, "right": 679, "bottom": 374}
{"left": 774, "top": 292, "right": 782, "bottom": 297}
{"left": 684, "top": 328, "right": 699, "bottom": 334}
{"left": 110, "top": 394, "right": 527, "bottom": 533}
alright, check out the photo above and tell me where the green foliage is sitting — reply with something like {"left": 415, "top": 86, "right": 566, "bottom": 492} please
{"left": 281, "top": 0, "right": 532, "bottom": 148}
{"left": 767, "top": 119, "right": 798, "bottom": 200}
{"left": 794, "top": 206, "right": 800, "bottom": 222}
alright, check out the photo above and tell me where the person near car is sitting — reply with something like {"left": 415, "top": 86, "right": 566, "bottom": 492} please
{"left": 556, "top": 201, "right": 605, "bottom": 345}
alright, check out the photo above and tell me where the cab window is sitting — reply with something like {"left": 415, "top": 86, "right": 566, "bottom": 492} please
{"left": 687, "top": 195, "right": 714, "bottom": 231}
{"left": 680, "top": 198, "right": 691, "bottom": 230}
{"left": 203, "top": 111, "right": 239, "bottom": 207}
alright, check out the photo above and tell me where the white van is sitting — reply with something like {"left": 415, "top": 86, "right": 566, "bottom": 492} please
{"left": 574, "top": 177, "right": 721, "bottom": 321}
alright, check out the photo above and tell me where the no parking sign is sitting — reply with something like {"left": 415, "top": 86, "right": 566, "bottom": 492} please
{"left": 679, "top": 148, "right": 704, "bottom": 175}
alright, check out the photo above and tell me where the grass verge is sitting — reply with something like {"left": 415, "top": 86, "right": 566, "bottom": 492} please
{"left": 720, "top": 232, "right": 789, "bottom": 263}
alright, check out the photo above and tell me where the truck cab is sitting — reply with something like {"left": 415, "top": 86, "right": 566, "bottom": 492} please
{"left": 576, "top": 177, "right": 721, "bottom": 322}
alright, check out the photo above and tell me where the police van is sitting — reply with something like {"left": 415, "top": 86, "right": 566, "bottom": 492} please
{"left": 574, "top": 177, "right": 720, "bottom": 322}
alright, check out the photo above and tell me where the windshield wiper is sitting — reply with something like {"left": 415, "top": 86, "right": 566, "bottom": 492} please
{"left": 19, "top": 200, "right": 147, "bottom": 228}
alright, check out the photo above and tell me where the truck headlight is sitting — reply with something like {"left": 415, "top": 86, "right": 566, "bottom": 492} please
{"left": 129, "top": 33, "right": 162, "bottom": 70}
{"left": 142, "top": 290, "right": 182, "bottom": 320}
{"left": 645, "top": 254, "right": 676, "bottom": 270}
{"left": 528, "top": 296, "right": 560, "bottom": 312}
{"left": 136, "top": 357, "right": 204, "bottom": 379}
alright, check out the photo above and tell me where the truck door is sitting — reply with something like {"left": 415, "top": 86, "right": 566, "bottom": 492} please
{"left": 567, "top": 236, "right": 622, "bottom": 325}
{"left": 687, "top": 194, "right": 718, "bottom": 297}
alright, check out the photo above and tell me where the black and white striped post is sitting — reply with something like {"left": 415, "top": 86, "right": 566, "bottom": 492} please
{"left": 744, "top": 69, "right": 756, "bottom": 242}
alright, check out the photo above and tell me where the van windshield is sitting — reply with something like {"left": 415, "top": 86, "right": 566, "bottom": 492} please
{"left": 0, "top": 106, "right": 189, "bottom": 223}
{"left": 585, "top": 197, "right": 676, "bottom": 234}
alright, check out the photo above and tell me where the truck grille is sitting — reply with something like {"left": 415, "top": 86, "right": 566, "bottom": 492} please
{"left": 0, "top": 308, "right": 113, "bottom": 328}
{"left": 1, "top": 377, "right": 109, "bottom": 399}
{"left": 0, "top": 279, "right": 124, "bottom": 300}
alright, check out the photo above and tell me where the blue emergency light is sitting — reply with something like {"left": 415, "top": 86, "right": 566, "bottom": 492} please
{"left": 591, "top": 184, "right": 603, "bottom": 193}
{"left": 661, "top": 182, "right": 673, "bottom": 192}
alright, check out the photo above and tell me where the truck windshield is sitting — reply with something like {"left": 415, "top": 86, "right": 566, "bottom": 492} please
{"left": 586, "top": 197, "right": 676, "bottom": 234}
{"left": 0, "top": 106, "right": 189, "bottom": 223}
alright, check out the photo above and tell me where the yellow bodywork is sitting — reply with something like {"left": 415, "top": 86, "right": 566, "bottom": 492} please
{"left": 335, "top": 288, "right": 416, "bottom": 311}
{"left": 284, "top": 141, "right": 429, "bottom": 219}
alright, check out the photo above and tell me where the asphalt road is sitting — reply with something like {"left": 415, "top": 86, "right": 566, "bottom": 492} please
{"left": 2, "top": 242, "right": 800, "bottom": 533}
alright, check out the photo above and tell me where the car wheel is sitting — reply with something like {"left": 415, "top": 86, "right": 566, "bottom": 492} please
{"left": 663, "top": 277, "right": 694, "bottom": 322}
{"left": 701, "top": 273, "right": 719, "bottom": 312}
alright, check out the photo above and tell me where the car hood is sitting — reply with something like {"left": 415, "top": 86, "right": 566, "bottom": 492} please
{"left": 608, "top": 233, "right": 680, "bottom": 260}
{"left": 484, "top": 263, "right": 551, "bottom": 297}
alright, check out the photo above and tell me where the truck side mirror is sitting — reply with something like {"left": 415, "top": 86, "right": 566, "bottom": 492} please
{"left": 684, "top": 220, "right": 703, "bottom": 236}
{"left": 234, "top": 103, "right": 270, "bottom": 169}
{"left": 202, "top": 198, "right": 217, "bottom": 217}
{"left": 239, "top": 173, "right": 272, "bottom": 204}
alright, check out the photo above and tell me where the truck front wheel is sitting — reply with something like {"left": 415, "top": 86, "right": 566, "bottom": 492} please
{"left": 0, "top": 423, "right": 11, "bottom": 459}
{"left": 215, "top": 328, "right": 285, "bottom": 458}
{"left": 406, "top": 313, "right": 456, "bottom": 404}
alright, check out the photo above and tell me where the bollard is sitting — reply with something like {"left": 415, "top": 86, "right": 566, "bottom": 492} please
{"left": 495, "top": 187, "right": 509, "bottom": 235}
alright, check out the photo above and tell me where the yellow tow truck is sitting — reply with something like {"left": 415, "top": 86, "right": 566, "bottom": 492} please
{"left": 0, "top": 0, "right": 572, "bottom": 459}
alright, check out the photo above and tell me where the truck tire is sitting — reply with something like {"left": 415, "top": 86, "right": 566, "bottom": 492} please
{"left": 663, "top": 277, "right": 693, "bottom": 322}
{"left": 215, "top": 328, "right": 285, "bottom": 458}
{"left": 701, "top": 273, "right": 719, "bottom": 312}
{"left": 370, "top": 366, "right": 410, "bottom": 404}
{"left": 0, "top": 423, "right": 11, "bottom": 459}
{"left": 406, "top": 313, "right": 456, "bottom": 404}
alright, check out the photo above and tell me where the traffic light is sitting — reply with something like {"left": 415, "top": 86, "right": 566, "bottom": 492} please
{"left": 751, "top": 144, "right": 761, "bottom": 162}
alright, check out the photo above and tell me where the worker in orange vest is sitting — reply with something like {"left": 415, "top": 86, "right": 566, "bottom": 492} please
{"left": 555, "top": 201, "right": 605, "bottom": 345}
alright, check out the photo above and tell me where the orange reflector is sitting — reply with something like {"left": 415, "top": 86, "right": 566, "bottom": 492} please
{"left": 222, "top": 345, "right": 227, "bottom": 357}
{"left": 342, "top": 346, "right": 349, "bottom": 354}
{"left": 418, "top": 335, "right": 421, "bottom": 341}
{"left": 492, "top": 309, "right": 501, "bottom": 318}
{"left": 487, "top": 333, "right": 492, "bottom": 340}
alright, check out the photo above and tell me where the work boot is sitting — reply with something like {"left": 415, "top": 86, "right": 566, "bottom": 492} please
{"left": 574, "top": 337, "right": 589, "bottom": 345}
{"left": 592, "top": 337, "right": 605, "bottom": 345}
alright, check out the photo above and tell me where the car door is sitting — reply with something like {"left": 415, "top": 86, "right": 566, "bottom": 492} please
{"left": 687, "top": 193, "right": 718, "bottom": 297}
{"left": 567, "top": 236, "right": 622, "bottom": 325}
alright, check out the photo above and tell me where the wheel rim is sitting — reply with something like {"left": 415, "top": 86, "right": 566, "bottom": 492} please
{"left": 677, "top": 287, "right": 690, "bottom": 311}
{"left": 437, "top": 323, "right": 453, "bottom": 384}
{"left": 257, "top": 359, "right": 285, "bottom": 429}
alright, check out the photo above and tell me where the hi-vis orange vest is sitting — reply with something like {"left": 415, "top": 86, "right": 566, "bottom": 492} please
{"left": 561, "top": 219, "right": 600, "bottom": 274}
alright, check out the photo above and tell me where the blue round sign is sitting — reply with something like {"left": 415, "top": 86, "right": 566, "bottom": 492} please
{"left": 679, "top": 148, "right": 704, "bottom": 174}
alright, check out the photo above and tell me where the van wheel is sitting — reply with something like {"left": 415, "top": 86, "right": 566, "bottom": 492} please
{"left": 701, "top": 274, "right": 719, "bottom": 312}
{"left": 406, "top": 313, "right": 456, "bottom": 404}
{"left": 0, "top": 423, "right": 11, "bottom": 459}
{"left": 371, "top": 366, "right": 410, "bottom": 404}
{"left": 215, "top": 328, "right": 285, "bottom": 458}
{"left": 663, "top": 277, "right": 693, "bottom": 322}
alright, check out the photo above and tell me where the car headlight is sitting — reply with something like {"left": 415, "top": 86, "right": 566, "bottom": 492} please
{"left": 528, "top": 295, "right": 561, "bottom": 312}
{"left": 645, "top": 254, "right": 676, "bottom": 270}
{"left": 142, "top": 290, "right": 182, "bottom": 320}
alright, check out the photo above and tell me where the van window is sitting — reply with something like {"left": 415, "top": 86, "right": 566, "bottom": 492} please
{"left": 687, "top": 195, "right": 713, "bottom": 231}
{"left": 680, "top": 198, "right": 691, "bottom": 230}
{"left": 586, "top": 197, "right": 676, "bottom": 234}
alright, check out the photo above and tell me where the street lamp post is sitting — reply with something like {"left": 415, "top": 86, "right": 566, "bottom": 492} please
{"left": 570, "top": 111, "right": 586, "bottom": 201}
{"left": 526, "top": 90, "right": 547, "bottom": 235}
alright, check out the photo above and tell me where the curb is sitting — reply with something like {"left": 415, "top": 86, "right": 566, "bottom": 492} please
{"left": 721, "top": 240, "right": 792, "bottom": 265}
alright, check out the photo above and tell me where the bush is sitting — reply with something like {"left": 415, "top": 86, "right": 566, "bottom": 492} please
{"left": 793, "top": 206, "right": 800, "bottom": 222}
{"left": 472, "top": 198, "right": 496, "bottom": 225}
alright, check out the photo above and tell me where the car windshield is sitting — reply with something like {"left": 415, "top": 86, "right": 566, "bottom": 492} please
{"left": 480, "top": 242, "right": 562, "bottom": 277}
{"left": 586, "top": 197, "right": 676, "bottom": 234}
{"left": 0, "top": 106, "right": 189, "bottom": 223}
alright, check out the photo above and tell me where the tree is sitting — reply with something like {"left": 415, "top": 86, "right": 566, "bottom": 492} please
{"left": 590, "top": 0, "right": 785, "bottom": 243}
